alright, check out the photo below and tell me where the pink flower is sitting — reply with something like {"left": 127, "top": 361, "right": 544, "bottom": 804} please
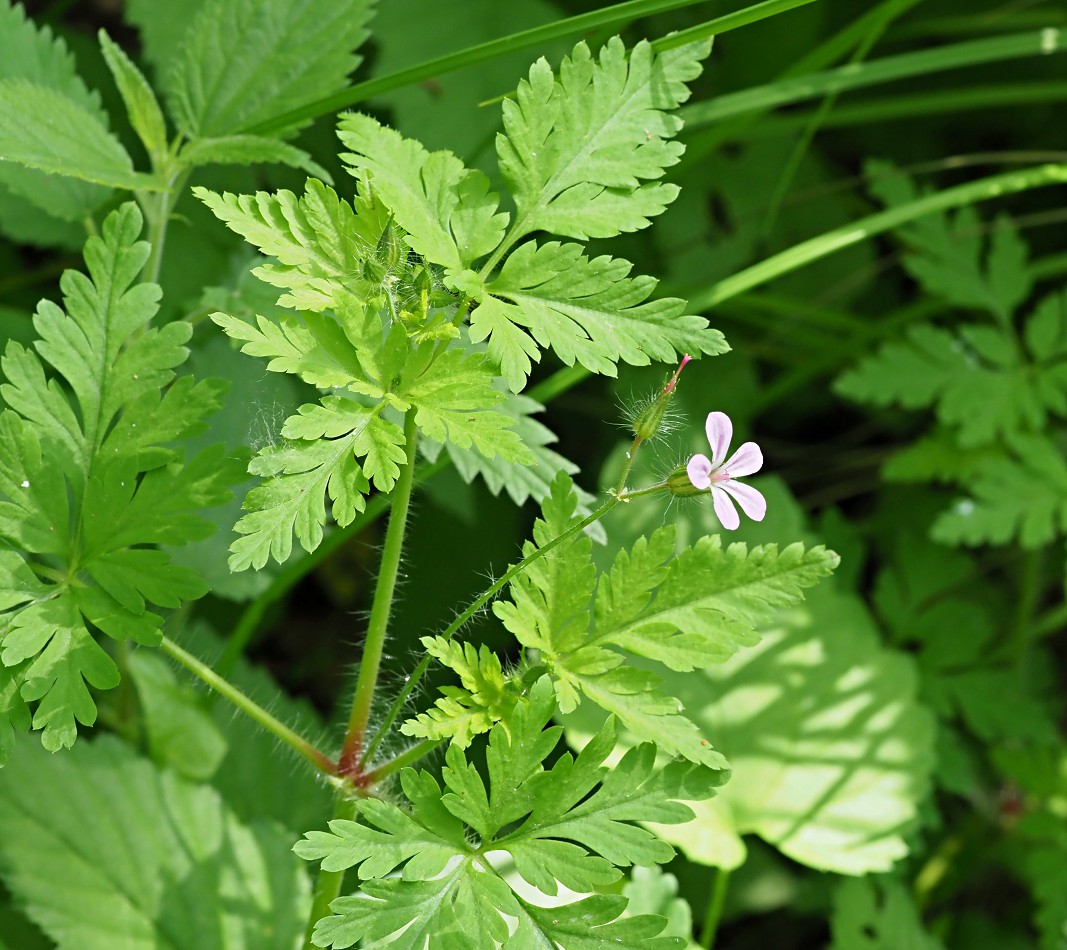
{"left": 686, "top": 412, "right": 766, "bottom": 530}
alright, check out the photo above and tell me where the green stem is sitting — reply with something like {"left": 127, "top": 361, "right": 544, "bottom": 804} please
{"left": 759, "top": 0, "right": 915, "bottom": 241}
{"left": 337, "top": 409, "right": 420, "bottom": 778}
{"left": 220, "top": 362, "right": 593, "bottom": 679}
{"left": 140, "top": 169, "right": 188, "bottom": 286}
{"left": 362, "top": 494, "right": 621, "bottom": 754}
{"left": 365, "top": 739, "right": 444, "bottom": 784}
{"left": 217, "top": 456, "right": 450, "bottom": 678}
{"left": 700, "top": 867, "right": 731, "bottom": 949}
{"left": 613, "top": 435, "right": 644, "bottom": 494}
{"left": 159, "top": 635, "right": 336, "bottom": 776}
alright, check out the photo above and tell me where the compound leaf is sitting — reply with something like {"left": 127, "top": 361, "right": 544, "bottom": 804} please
{"left": 471, "top": 239, "right": 725, "bottom": 391}
{"left": 0, "top": 204, "right": 235, "bottom": 753}
{"left": 497, "top": 38, "right": 709, "bottom": 242}
{"left": 298, "top": 677, "right": 707, "bottom": 949}
{"left": 493, "top": 474, "right": 836, "bottom": 768}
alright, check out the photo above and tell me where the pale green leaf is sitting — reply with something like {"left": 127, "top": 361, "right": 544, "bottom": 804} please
{"left": 0, "top": 81, "right": 153, "bottom": 191}
{"left": 127, "top": 649, "right": 227, "bottom": 781}
{"left": 0, "top": 0, "right": 112, "bottom": 223}
{"left": 210, "top": 310, "right": 367, "bottom": 389}
{"left": 282, "top": 399, "right": 405, "bottom": 491}
{"left": 446, "top": 391, "right": 579, "bottom": 508}
{"left": 495, "top": 475, "right": 834, "bottom": 769}
{"left": 0, "top": 204, "right": 235, "bottom": 752}
{"left": 196, "top": 181, "right": 389, "bottom": 312}
{"left": 338, "top": 113, "right": 508, "bottom": 270}
{"left": 0, "top": 734, "right": 309, "bottom": 950}
{"left": 231, "top": 437, "right": 369, "bottom": 570}
{"left": 164, "top": 0, "right": 375, "bottom": 137}
{"left": 497, "top": 38, "right": 709, "bottom": 242}
{"left": 179, "top": 134, "right": 331, "bottom": 180}
{"left": 473, "top": 240, "right": 724, "bottom": 391}
{"left": 98, "top": 30, "right": 169, "bottom": 160}
{"left": 401, "top": 349, "right": 532, "bottom": 462}
{"left": 644, "top": 586, "right": 935, "bottom": 874}
{"left": 401, "top": 636, "right": 518, "bottom": 746}
{"left": 299, "top": 678, "right": 705, "bottom": 948}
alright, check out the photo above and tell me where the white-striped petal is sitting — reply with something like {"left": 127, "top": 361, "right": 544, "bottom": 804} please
{"left": 705, "top": 412, "right": 732, "bottom": 469}
{"left": 710, "top": 486, "right": 740, "bottom": 530}
{"left": 723, "top": 441, "right": 763, "bottom": 478}
{"left": 722, "top": 480, "right": 766, "bottom": 522}
{"left": 687, "top": 454, "right": 713, "bottom": 490}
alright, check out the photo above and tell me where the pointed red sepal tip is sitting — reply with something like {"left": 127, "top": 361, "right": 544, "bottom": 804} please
{"left": 663, "top": 354, "right": 692, "bottom": 395}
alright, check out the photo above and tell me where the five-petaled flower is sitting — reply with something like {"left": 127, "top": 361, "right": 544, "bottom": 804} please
{"left": 686, "top": 411, "right": 766, "bottom": 530}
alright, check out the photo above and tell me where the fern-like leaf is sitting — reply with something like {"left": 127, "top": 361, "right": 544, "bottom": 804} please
{"left": 491, "top": 474, "right": 837, "bottom": 767}
{"left": 0, "top": 204, "right": 238, "bottom": 756}
{"left": 497, "top": 38, "right": 709, "bottom": 242}
{"left": 298, "top": 677, "right": 710, "bottom": 949}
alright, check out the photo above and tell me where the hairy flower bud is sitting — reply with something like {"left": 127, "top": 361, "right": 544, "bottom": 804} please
{"left": 631, "top": 355, "right": 691, "bottom": 441}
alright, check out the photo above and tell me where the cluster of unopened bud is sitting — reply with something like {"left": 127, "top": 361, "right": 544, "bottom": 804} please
{"left": 630, "top": 355, "right": 691, "bottom": 441}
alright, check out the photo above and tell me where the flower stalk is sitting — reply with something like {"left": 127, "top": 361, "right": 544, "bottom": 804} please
{"left": 338, "top": 408, "right": 420, "bottom": 781}
{"left": 159, "top": 635, "right": 336, "bottom": 777}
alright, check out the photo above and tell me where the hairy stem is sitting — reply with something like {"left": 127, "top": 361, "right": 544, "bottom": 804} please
{"left": 365, "top": 738, "right": 444, "bottom": 784}
{"left": 338, "top": 409, "right": 420, "bottom": 778}
{"left": 362, "top": 494, "right": 620, "bottom": 755}
{"left": 219, "top": 366, "right": 589, "bottom": 678}
{"left": 159, "top": 635, "right": 336, "bottom": 776}
{"left": 613, "top": 434, "right": 644, "bottom": 495}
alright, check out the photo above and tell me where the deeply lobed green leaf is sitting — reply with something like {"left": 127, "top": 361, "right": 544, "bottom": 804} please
{"left": 488, "top": 473, "right": 837, "bottom": 768}
{"left": 0, "top": 204, "right": 237, "bottom": 756}
{"left": 297, "top": 677, "right": 709, "bottom": 948}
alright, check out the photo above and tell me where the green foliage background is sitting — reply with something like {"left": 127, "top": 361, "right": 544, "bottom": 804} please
{"left": 0, "top": 0, "right": 1064, "bottom": 948}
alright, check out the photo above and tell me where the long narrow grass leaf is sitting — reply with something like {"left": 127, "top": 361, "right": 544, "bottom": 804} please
{"left": 684, "top": 28, "right": 1067, "bottom": 126}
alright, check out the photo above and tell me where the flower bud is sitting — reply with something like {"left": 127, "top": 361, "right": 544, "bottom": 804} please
{"left": 631, "top": 355, "right": 691, "bottom": 441}
{"left": 665, "top": 462, "right": 706, "bottom": 498}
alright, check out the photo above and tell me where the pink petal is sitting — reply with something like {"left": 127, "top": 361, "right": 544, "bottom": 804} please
{"left": 710, "top": 486, "right": 740, "bottom": 530}
{"left": 723, "top": 441, "right": 763, "bottom": 478}
{"left": 687, "top": 454, "right": 713, "bottom": 490}
{"left": 722, "top": 480, "right": 766, "bottom": 522}
{"left": 705, "top": 412, "right": 733, "bottom": 469}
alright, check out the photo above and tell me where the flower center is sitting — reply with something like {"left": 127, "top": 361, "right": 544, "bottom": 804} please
{"left": 711, "top": 469, "right": 731, "bottom": 484}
